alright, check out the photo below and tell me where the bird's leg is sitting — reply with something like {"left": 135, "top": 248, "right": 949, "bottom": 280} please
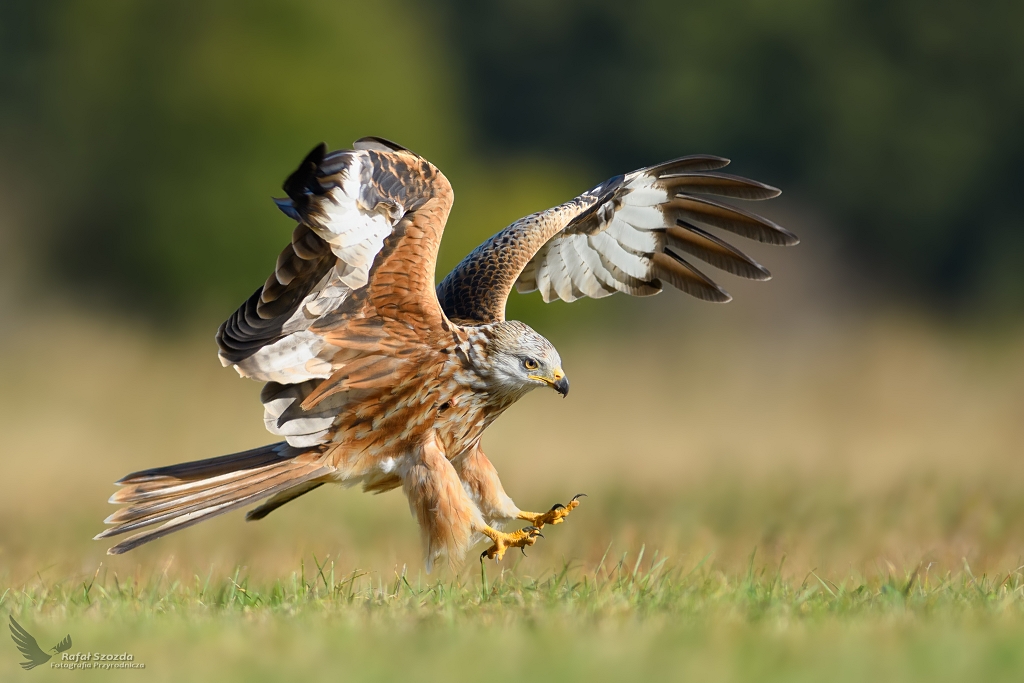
{"left": 479, "top": 525, "right": 544, "bottom": 561}
{"left": 453, "top": 446, "right": 575, "bottom": 560}
{"left": 517, "top": 493, "right": 587, "bottom": 528}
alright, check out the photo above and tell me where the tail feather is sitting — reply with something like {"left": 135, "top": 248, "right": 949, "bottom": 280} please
{"left": 102, "top": 464, "right": 317, "bottom": 533}
{"left": 109, "top": 444, "right": 294, "bottom": 503}
{"left": 245, "top": 481, "right": 325, "bottom": 521}
{"left": 97, "top": 442, "right": 332, "bottom": 555}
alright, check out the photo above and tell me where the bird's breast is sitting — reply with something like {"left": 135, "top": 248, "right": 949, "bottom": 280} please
{"left": 430, "top": 387, "right": 495, "bottom": 456}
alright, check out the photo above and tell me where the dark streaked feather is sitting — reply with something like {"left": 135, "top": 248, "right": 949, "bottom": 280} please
{"left": 274, "top": 197, "right": 302, "bottom": 221}
{"left": 219, "top": 140, "right": 448, "bottom": 375}
{"left": 665, "top": 222, "right": 771, "bottom": 280}
{"left": 99, "top": 442, "right": 332, "bottom": 554}
{"left": 667, "top": 195, "right": 799, "bottom": 246}
{"left": 112, "top": 443, "right": 294, "bottom": 493}
{"left": 353, "top": 136, "right": 410, "bottom": 153}
{"left": 245, "top": 482, "right": 325, "bottom": 521}
{"left": 439, "top": 153, "right": 795, "bottom": 320}
{"left": 100, "top": 459, "right": 331, "bottom": 554}
{"left": 216, "top": 223, "right": 334, "bottom": 364}
{"left": 282, "top": 142, "right": 329, "bottom": 210}
{"left": 661, "top": 171, "right": 781, "bottom": 200}
{"left": 651, "top": 251, "right": 732, "bottom": 303}
{"left": 100, "top": 464, "right": 320, "bottom": 536}
{"left": 103, "top": 469, "right": 329, "bottom": 555}
{"left": 643, "top": 154, "right": 731, "bottom": 175}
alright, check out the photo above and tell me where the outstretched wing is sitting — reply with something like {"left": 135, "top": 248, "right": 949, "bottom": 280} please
{"left": 9, "top": 616, "right": 51, "bottom": 670}
{"left": 216, "top": 138, "right": 454, "bottom": 447}
{"left": 436, "top": 156, "right": 797, "bottom": 324}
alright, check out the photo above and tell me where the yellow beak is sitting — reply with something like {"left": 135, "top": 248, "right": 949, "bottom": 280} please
{"left": 529, "top": 368, "right": 569, "bottom": 397}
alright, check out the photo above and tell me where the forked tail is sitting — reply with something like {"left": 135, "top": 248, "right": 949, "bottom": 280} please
{"left": 96, "top": 442, "right": 332, "bottom": 554}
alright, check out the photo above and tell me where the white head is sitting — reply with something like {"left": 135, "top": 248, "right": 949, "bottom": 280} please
{"left": 482, "top": 321, "right": 568, "bottom": 401}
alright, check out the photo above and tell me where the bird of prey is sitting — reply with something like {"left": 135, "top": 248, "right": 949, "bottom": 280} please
{"left": 9, "top": 616, "right": 72, "bottom": 670}
{"left": 96, "top": 137, "right": 796, "bottom": 568}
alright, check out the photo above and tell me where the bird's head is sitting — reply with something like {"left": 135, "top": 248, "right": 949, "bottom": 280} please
{"left": 482, "top": 321, "right": 568, "bottom": 399}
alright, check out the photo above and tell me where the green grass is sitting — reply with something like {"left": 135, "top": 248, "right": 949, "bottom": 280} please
{"left": 4, "top": 314, "right": 1024, "bottom": 681}
{"left": 7, "top": 554, "right": 1024, "bottom": 682}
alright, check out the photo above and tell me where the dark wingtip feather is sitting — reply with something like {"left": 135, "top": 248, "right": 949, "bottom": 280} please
{"left": 273, "top": 197, "right": 301, "bottom": 221}
{"left": 282, "top": 143, "right": 328, "bottom": 204}
{"left": 353, "top": 136, "right": 410, "bottom": 153}
{"left": 670, "top": 195, "right": 800, "bottom": 246}
{"left": 661, "top": 172, "right": 782, "bottom": 200}
{"left": 648, "top": 155, "right": 731, "bottom": 176}
{"left": 651, "top": 251, "right": 732, "bottom": 303}
{"left": 666, "top": 221, "right": 773, "bottom": 281}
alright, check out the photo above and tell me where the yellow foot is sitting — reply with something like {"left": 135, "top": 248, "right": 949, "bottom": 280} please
{"left": 480, "top": 526, "right": 544, "bottom": 561}
{"left": 519, "top": 493, "right": 586, "bottom": 528}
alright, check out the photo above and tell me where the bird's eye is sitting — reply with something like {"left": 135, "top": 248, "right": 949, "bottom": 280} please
{"left": 523, "top": 358, "right": 539, "bottom": 371}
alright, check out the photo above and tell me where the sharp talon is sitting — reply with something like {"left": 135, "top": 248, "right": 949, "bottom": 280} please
{"left": 551, "top": 503, "right": 566, "bottom": 511}
{"left": 521, "top": 547, "right": 527, "bottom": 556}
{"left": 572, "top": 493, "right": 587, "bottom": 502}
{"left": 537, "top": 533, "right": 544, "bottom": 539}
{"left": 480, "top": 550, "right": 488, "bottom": 560}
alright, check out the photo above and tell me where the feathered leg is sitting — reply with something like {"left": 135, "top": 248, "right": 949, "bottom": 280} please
{"left": 403, "top": 434, "right": 541, "bottom": 568}
{"left": 454, "top": 444, "right": 583, "bottom": 555}
{"left": 454, "top": 444, "right": 521, "bottom": 526}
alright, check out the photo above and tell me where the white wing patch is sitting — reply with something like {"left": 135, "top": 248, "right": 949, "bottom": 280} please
{"left": 520, "top": 173, "right": 670, "bottom": 303}
{"left": 310, "top": 155, "right": 404, "bottom": 291}
{"left": 233, "top": 331, "right": 331, "bottom": 384}
{"left": 224, "top": 151, "right": 406, "bottom": 384}
{"left": 260, "top": 381, "right": 349, "bottom": 448}
{"left": 512, "top": 156, "right": 793, "bottom": 305}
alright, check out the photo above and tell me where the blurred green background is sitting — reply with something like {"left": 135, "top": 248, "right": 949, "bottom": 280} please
{"left": 3, "top": 2, "right": 1024, "bottom": 681}
{"left": 3, "top": 0, "right": 1024, "bottom": 319}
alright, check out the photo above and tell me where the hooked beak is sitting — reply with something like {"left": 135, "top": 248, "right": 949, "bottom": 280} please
{"left": 551, "top": 367, "right": 569, "bottom": 397}
{"left": 528, "top": 367, "right": 569, "bottom": 397}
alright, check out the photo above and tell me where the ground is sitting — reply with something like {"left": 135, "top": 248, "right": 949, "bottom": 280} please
{"left": 8, "top": 555, "right": 1024, "bottom": 682}
{"left": 3, "top": 305, "right": 1024, "bottom": 681}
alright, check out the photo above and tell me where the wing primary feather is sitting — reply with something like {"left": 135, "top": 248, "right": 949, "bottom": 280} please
{"left": 667, "top": 195, "right": 799, "bottom": 246}
{"left": 282, "top": 142, "right": 328, "bottom": 208}
{"left": 640, "top": 155, "right": 731, "bottom": 177}
{"left": 273, "top": 197, "right": 302, "bottom": 221}
{"left": 352, "top": 136, "right": 411, "bottom": 152}
{"left": 665, "top": 221, "right": 772, "bottom": 281}
{"left": 651, "top": 251, "right": 732, "bottom": 303}
{"left": 659, "top": 172, "right": 781, "bottom": 200}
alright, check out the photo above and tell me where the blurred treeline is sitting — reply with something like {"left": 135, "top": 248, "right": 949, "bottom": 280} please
{"left": 2, "top": 0, "right": 1023, "bottom": 321}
